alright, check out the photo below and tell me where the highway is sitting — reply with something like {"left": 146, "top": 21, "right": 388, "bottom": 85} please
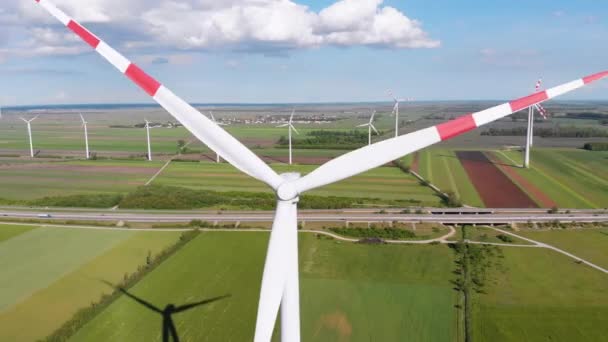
{"left": 1, "top": 207, "right": 607, "bottom": 225}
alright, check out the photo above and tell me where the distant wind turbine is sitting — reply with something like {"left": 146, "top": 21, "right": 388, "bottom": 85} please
{"left": 276, "top": 109, "right": 299, "bottom": 165}
{"left": 145, "top": 119, "right": 153, "bottom": 161}
{"left": 79, "top": 113, "right": 90, "bottom": 159}
{"left": 357, "top": 110, "right": 378, "bottom": 146}
{"left": 524, "top": 79, "right": 549, "bottom": 168}
{"left": 388, "top": 91, "right": 412, "bottom": 138}
{"left": 0, "top": 105, "right": 3, "bottom": 119}
{"left": 20, "top": 116, "right": 38, "bottom": 158}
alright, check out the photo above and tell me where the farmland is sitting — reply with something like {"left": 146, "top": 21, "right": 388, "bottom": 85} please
{"left": 71, "top": 232, "right": 458, "bottom": 341}
{"left": 473, "top": 247, "right": 608, "bottom": 341}
{"left": 154, "top": 161, "right": 440, "bottom": 204}
{"left": 491, "top": 149, "right": 608, "bottom": 208}
{"left": 0, "top": 225, "right": 181, "bottom": 341}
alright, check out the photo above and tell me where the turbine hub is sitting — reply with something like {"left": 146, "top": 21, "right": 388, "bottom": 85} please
{"left": 277, "top": 173, "right": 300, "bottom": 201}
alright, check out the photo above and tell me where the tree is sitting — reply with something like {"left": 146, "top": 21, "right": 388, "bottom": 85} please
{"left": 177, "top": 139, "right": 186, "bottom": 152}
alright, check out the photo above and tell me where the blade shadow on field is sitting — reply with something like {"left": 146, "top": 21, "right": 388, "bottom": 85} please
{"left": 101, "top": 280, "right": 231, "bottom": 342}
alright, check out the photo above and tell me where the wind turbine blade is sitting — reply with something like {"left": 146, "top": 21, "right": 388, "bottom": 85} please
{"left": 254, "top": 200, "right": 295, "bottom": 342}
{"left": 79, "top": 113, "right": 86, "bottom": 124}
{"left": 209, "top": 111, "right": 216, "bottom": 122}
{"left": 392, "top": 102, "right": 399, "bottom": 114}
{"left": 276, "top": 124, "right": 289, "bottom": 128}
{"left": 369, "top": 110, "right": 376, "bottom": 123}
{"left": 19, "top": 117, "right": 28, "bottom": 123}
{"left": 293, "top": 71, "right": 608, "bottom": 194}
{"left": 356, "top": 123, "right": 369, "bottom": 128}
{"left": 290, "top": 125, "right": 299, "bottom": 135}
{"left": 36, "top": 0, "right": 284, "bottom": 190}
{"left": 289, "top": 109, "right": 295, "bottom": 124}
{"left": 370, "top": 124, "right": 379, "bottom": 135}
{"left": 31, "top": 115, "right": 39, "bottom": 122}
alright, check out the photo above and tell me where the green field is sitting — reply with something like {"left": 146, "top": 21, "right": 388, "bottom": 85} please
{"left": 0, "top": 159, "right": 163, "bottom": 200}
{"left": 71, "top": 232, "right": 458, "bottom": 341}
{"left": 0, "top": 224, "right": 36, "bottom": 242}
{"left": 0, "top": 226, "right": 181, "bottom": 341}
{"left": 473, "top": 247, "right": 608, "bottom": 341}
{"left": 494, "top": 149, "right": 608, "bottom": 208}
{"left": 413, "top": 149, "right": 484, "bottom": 207}
{"left": 466, "top": 226, "right": 533, "bottom": 245}
{"left": 154, "top": 161, "right": 441, "bottom": 205}
{"left": 518, "top": 228, "right": 608, "bottom": 269}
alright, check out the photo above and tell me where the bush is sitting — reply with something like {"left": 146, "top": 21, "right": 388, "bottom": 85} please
{"left": 583, "top": 142, "right": 608, "bottom": 151}
{"left": 329, "top": 227, "right": 416, "bottom": 240}
{"left": 30, "top": 194, "right": 122, "bottom": 208}
{"left": 496, "top": 234, "right": 514, "bottom": 243}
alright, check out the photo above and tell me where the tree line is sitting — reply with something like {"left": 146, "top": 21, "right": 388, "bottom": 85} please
{"left": 481, "top": 126, "right": 608, "bottom": 138}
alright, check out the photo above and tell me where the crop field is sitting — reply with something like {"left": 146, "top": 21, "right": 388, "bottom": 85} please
{"left": 412, "top": 149, "right": 484, "bottom": 207}
{"left": 71, "top": 232, "right": 458, "bottom": 341}
{"left": 0, "top": 225, "right": 181, "bottom": 341}
{"left": 153, "top": 161, "right": 441, "bottom": 205}
{"left": 0, "top": 159, "right": 163, "bottom": 200}
{"left": 518, "top": 228, "right": 608, "bottom": 269}
{"left": 473, "top": 247, "right": 608, "bottom": 341}
{"left": 492, "top": 148, "right": 608, "bottom": 208}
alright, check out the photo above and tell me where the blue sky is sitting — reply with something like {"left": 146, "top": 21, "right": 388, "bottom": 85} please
{"left": 0, "top": 0, "right": 606, "bottom": 106}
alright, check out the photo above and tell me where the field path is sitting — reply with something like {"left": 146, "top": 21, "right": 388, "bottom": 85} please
{"left": 488, "top": 226, "right": 608, "bottom": 275}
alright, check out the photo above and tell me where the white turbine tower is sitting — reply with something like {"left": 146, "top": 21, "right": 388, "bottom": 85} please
{"left": 79, "top": 113, "right": 90, "bottom": 159}
{"left": 388, "top": 91, "right": 411, "bottom": 138}
{"left": 35, "top": 2, "right": 607, "bottom": 341}
{"left": 20, "top": 116, "right": 38, "bottom": 158}
{"left": 276, "top": 109, "right": 299, "bottom": 165}
{"left": 524, "top": 79, "right": 549, "bottom": 168}
{"left": 209, "top": 111, "right": 222, "bottom": 163}
{"left": 144, "top": 119, "right": 152, "bottom": 161}
{"left": 357, "top": 110, "right": 379, "bottom": 145}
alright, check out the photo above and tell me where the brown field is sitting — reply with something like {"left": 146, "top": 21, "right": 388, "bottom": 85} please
{"left": 456, "top": 151, "right": 537, "bottom": 208}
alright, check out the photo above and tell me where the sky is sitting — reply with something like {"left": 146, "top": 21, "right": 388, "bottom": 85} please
{"left": 0, "top": 0, "right": 606, "bottom": 106}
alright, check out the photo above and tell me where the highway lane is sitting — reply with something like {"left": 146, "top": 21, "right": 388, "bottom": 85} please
{"left": 0, "top": 209, "right": 607, "bottom": 224}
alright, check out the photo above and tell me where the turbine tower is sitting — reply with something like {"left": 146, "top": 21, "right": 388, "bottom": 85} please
{"left": 80, "top": 113, "right": 90, "bottom": 159}
{"left": 145, "top": 119, "right": 152, "bottom": 161}
{"left": 209, "top": 111, "right": 221, "bottom": 163}
{"left": 34, "top": 2, "right": 607, "bottom": 341}
{"left": 20, "top": 116, "right": 38, "bottom": 158}
{"left": 524, "top": 79, "right": 549, "bottom": 168}
{"left": 357, "top": 110, "right": 379, "bottom": 145}
{"left": 276, "top": 109, "right": 299, "bottom": 165}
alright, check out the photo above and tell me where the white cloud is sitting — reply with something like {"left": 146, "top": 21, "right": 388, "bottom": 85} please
{"left": 1, "top": 0, "right": 438, "bottom": 62}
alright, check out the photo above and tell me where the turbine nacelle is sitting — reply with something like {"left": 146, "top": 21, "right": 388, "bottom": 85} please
{"left": 276, "top": 173, "right": 301, "bottom": 201}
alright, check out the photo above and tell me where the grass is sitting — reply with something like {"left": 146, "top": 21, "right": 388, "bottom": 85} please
{"left": 465, "top": 226, "right": 533, "bottom": 245}
{"left": 473, "top": 247, "right": 608, "bottom": 341}
{"left": 153, "top": 161, "right": 441, "bottom": 205}
{"left": 0, "top": 229, "right": 181, "bottom": 342}
{"left": 518, "top": 228, "right": 608, "bottom": 269}
{"left": 71, "top": 232, "right": 457, "bottom": 341}
{"left": 413, "top": 149, "right": 484, "bottom": 207}
{"left": 497, "top": 149, "right": 608, "bottom": 208}
{"left": 0, "top": 159, "right": 162, "bottom": 200}
{"left": 0, "top": 224, "right": 37, "bottom": 243}
{"left": 0, "top": 227, "right": 136, "bottom": 312}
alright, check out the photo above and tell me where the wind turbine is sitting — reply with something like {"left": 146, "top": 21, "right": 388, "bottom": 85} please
{"left": 20, "top": 116, "right": 38, "bottom": 158}
{"left": 209, "top": 111, "right": 221, "bottom": 163}
{"left": 357, "top": 110, "right": 379, "bottom": 145}
{"left": 0, "top": 105, "right": 3, "bottom": 119}
{"left": 276, "top": 109, "right": 299, "bottom": 165}
{"left": 79, "top": 113, "right": 90, "bottom": 159}
{"left": 35, "top": 2, "right": 607, "bottom": 341}
{"left": 144, "top": 119, "right": 153, "bottom": 161}
{"left": 524, "top": 79, "right": 549, "bottom": 168}
{"left": 388, "top": 91, "right": 412, "bottom": 138}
